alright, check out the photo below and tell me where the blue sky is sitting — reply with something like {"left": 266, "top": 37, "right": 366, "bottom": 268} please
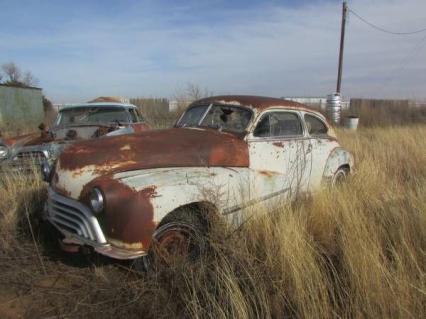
{"left": 1, "top": 0, "right": 425, "bottom": 102}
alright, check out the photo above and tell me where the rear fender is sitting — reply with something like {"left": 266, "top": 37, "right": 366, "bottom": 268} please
{"left": 322, "top": 147, "right": 354, "bottom": 181}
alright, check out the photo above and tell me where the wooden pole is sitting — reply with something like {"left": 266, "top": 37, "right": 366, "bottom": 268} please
{"left": 336, "top": 1, "right": 348, "bottom": 94}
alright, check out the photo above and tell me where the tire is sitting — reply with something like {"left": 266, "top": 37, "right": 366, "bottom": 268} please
{"left": 135, "top": 206, "right": 209, "bottom": 272}
{"left": 331, "top": 166, "right": 349, "bottom": 188}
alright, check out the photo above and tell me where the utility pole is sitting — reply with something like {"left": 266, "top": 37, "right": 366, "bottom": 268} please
{"left": 336, "top": 1, "right": 348, "bottom": 94}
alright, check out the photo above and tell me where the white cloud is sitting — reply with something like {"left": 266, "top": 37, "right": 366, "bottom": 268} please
{"left": 1, "top": 0, "right": 425, "bottom": 102}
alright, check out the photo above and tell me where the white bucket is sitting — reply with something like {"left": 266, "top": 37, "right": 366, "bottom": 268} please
{"left": 344, "top": 116, "right": 359, "bottom": 130}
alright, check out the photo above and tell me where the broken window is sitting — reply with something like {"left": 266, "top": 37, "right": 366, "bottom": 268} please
{"left": 177, "top": 104, "right": 252, "bottom": 133}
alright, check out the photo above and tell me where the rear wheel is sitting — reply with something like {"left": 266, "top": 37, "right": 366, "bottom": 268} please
{"left": 331, "top": 166, "right": 349, "bottom": 187}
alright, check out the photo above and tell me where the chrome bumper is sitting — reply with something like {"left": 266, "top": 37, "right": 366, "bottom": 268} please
{"left": 46, "top": 187, "right": 146, "bottom": 260}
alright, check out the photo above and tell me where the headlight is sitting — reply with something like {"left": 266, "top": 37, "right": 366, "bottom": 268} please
{"left": 90, "top": 187, "right": 105, "bottom": 214}
{"left": 41, "top": 161, "right": 52, "bottom": 182}
{"left": 0, "top": 145, "right": 9, "bottom": 160}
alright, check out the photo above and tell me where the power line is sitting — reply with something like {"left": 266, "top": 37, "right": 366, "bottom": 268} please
{"left": 348, "top": 8, "right": 426, "bottom": 35}
{"left": 375, "top": 33, "right": 426, "bottom": 96}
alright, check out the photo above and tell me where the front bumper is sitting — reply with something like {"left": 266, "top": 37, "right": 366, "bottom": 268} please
{"left": 46, "top": 187, "right": 147, "bottom": 260}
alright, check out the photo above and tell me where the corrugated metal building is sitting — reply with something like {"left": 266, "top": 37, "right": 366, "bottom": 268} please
{"left": 0, "top": 84, "right": 44, "bottom": 133}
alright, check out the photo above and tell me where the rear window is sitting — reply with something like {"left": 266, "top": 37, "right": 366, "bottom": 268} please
{"left": 254, "top": 112, "right": 303, "bottom": 137}
{"left": 304, "top": 114, "right": 328, "bottom": 136}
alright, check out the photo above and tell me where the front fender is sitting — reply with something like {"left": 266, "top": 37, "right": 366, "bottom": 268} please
{"left": 88, "top": 167, "right": 248, "bottom": 251}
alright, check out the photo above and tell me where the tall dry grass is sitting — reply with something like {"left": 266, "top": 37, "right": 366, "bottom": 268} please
{"left": 0, "top": 126, "right": 425, "bottom": 318}
{"left": 0, "top": 168, "right": 46, "bottom": 253}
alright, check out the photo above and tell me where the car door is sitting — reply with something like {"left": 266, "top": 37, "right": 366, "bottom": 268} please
{"left": 303, "top": 113, "right": 339, "bottom": 191}
{"left": 247, "top": 110, "right": 311, "bottom": 206}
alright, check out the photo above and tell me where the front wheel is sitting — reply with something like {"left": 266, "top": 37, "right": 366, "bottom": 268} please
{"left": 135, "top": 207, "right": 208, "bottom": 271}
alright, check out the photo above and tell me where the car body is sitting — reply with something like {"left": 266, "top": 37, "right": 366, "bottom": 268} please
{"left": 44, "top": 95, "right": 354, "bottom": 260}
{"left": 0, "top": 102, "right": 150, "bottom": 172}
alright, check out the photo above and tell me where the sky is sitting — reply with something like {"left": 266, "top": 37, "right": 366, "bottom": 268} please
{"left": 0, "top": 0, "right": 425, "bottom": 103}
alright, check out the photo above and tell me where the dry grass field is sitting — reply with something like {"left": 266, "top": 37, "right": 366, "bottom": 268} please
{"left": 0, "top": 125, "right": 425, "bottom": 318}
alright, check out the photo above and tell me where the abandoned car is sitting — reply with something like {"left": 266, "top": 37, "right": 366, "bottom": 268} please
{"left": 44, "top": 95, "right": 354, "bottom": 265}
{"left": 0, "top": 101, "right": 149, "bottom": 171}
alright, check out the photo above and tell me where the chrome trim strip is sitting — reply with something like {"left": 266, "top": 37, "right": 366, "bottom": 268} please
{"left": 223, "top": 187, "right": 290, "bottom": 215}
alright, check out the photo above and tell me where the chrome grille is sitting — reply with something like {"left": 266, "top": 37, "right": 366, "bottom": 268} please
{"left": 11, "top": 150, "right": 48, "bottom": 168}
{"left": 47, "top": 187, "right": 107, "bottom": 244}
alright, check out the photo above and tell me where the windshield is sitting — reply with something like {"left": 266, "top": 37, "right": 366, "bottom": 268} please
{"left": 176, "top": 104, "right": 252, "bottom": 133}
{"left": 55, "top": 106, "right": 131, "bottom": 127}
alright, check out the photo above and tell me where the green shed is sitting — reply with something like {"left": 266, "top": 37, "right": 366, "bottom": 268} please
{"left": 0, "top": 84, "right": 44, "bottom": 134}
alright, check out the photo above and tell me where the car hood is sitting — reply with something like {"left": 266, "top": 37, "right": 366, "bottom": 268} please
{"left": 55, "top": 127, "right": 249, "bottom": 177}
{"left": 2, "top": 124, "right": 136, "bottom": 149}
{"left": 1, "top": 132, "right": 53, "bottom": 148}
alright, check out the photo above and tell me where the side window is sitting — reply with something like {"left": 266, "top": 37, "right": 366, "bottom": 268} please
{"left": 304, "top": 114, "right": 328, "bottom": 136}
{"left": 253, "top": 112, "right": 303, "bottom": 138}
{"left": 129, "top": 109, "right": 138, "bottom": 123}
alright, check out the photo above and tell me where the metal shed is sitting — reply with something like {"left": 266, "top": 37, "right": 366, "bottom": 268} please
{"left": 0, "top": 84, "right": 43, "bottom": 134}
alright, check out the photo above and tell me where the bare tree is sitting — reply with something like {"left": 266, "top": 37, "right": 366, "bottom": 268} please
{"left": 185, "top": 82, "right": 211, "bottom": 101}
{"left": 1, "top": 62, "right": 38, "bottom": 87}
{"left": 2, "top": 62, "right": 22, "bottom": 83}
{"left": 22, "top": 71, "right": 38, "bottom": 87}
{"left": 172, "top": 82, "right": 211, "bottom": 112}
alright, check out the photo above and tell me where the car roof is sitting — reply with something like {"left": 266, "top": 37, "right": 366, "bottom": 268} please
{"left": 60, "top": 102, "right": 137, "bottom": 110}
{"left": 191, "top": 95, "right": 321, "bottom": 114}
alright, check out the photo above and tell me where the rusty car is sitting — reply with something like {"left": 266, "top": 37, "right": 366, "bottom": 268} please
{"left": 43, "top": 95, "right": 354, "bottom": 267}
{"left": 0, "top": 101, "right": 150, "bottom": 172}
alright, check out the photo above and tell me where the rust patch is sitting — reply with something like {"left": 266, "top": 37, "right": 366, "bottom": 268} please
{"left": 79, "top": 177, "right": 157, "bottom": 250}
{"left": 132, "top": 123, "right": 151, "bottom": 133}
{"left": 2, "top": 132, "right": 53, "bottom": 147}
{"left": 52, "top": 181, "right": 72, "bottom": 197}
{"left": 272, "top": 141, "right": 284, "bottom": 148}
{"left": 2, "top": 133, "right": 34, "bottom": 145}
{"left": 259, "top": 170, "right": 279, "bottom": 178}
{"left": 58, "top": 128, "right": 250, "bottom": 175}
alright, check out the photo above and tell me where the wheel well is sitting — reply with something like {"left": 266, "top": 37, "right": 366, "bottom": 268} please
{"left": 339, "top": 164, "right": 350, "bottom": 173}
{"left": 158, "top": 201, "right": 219, "bottom": 228}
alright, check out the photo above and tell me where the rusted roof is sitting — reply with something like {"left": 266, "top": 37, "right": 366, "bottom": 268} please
{"left": 192, "top": 95, "right": 310, "bottom": 111}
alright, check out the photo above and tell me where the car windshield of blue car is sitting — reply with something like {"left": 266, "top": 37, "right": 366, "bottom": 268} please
{"left": 55, "top": 106, "right": 131, "bottom": 126}
{"left": 176, "top": 104, "right": 252, "bottom": 133}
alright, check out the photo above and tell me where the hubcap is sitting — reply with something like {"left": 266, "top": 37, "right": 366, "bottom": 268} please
{"left": 153, "top": 228, "right": 192, "bottom": 265}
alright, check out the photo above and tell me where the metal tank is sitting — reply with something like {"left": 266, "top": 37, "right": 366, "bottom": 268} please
{"left": 326, "top": 93, "right": 342, "bottom": 125}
